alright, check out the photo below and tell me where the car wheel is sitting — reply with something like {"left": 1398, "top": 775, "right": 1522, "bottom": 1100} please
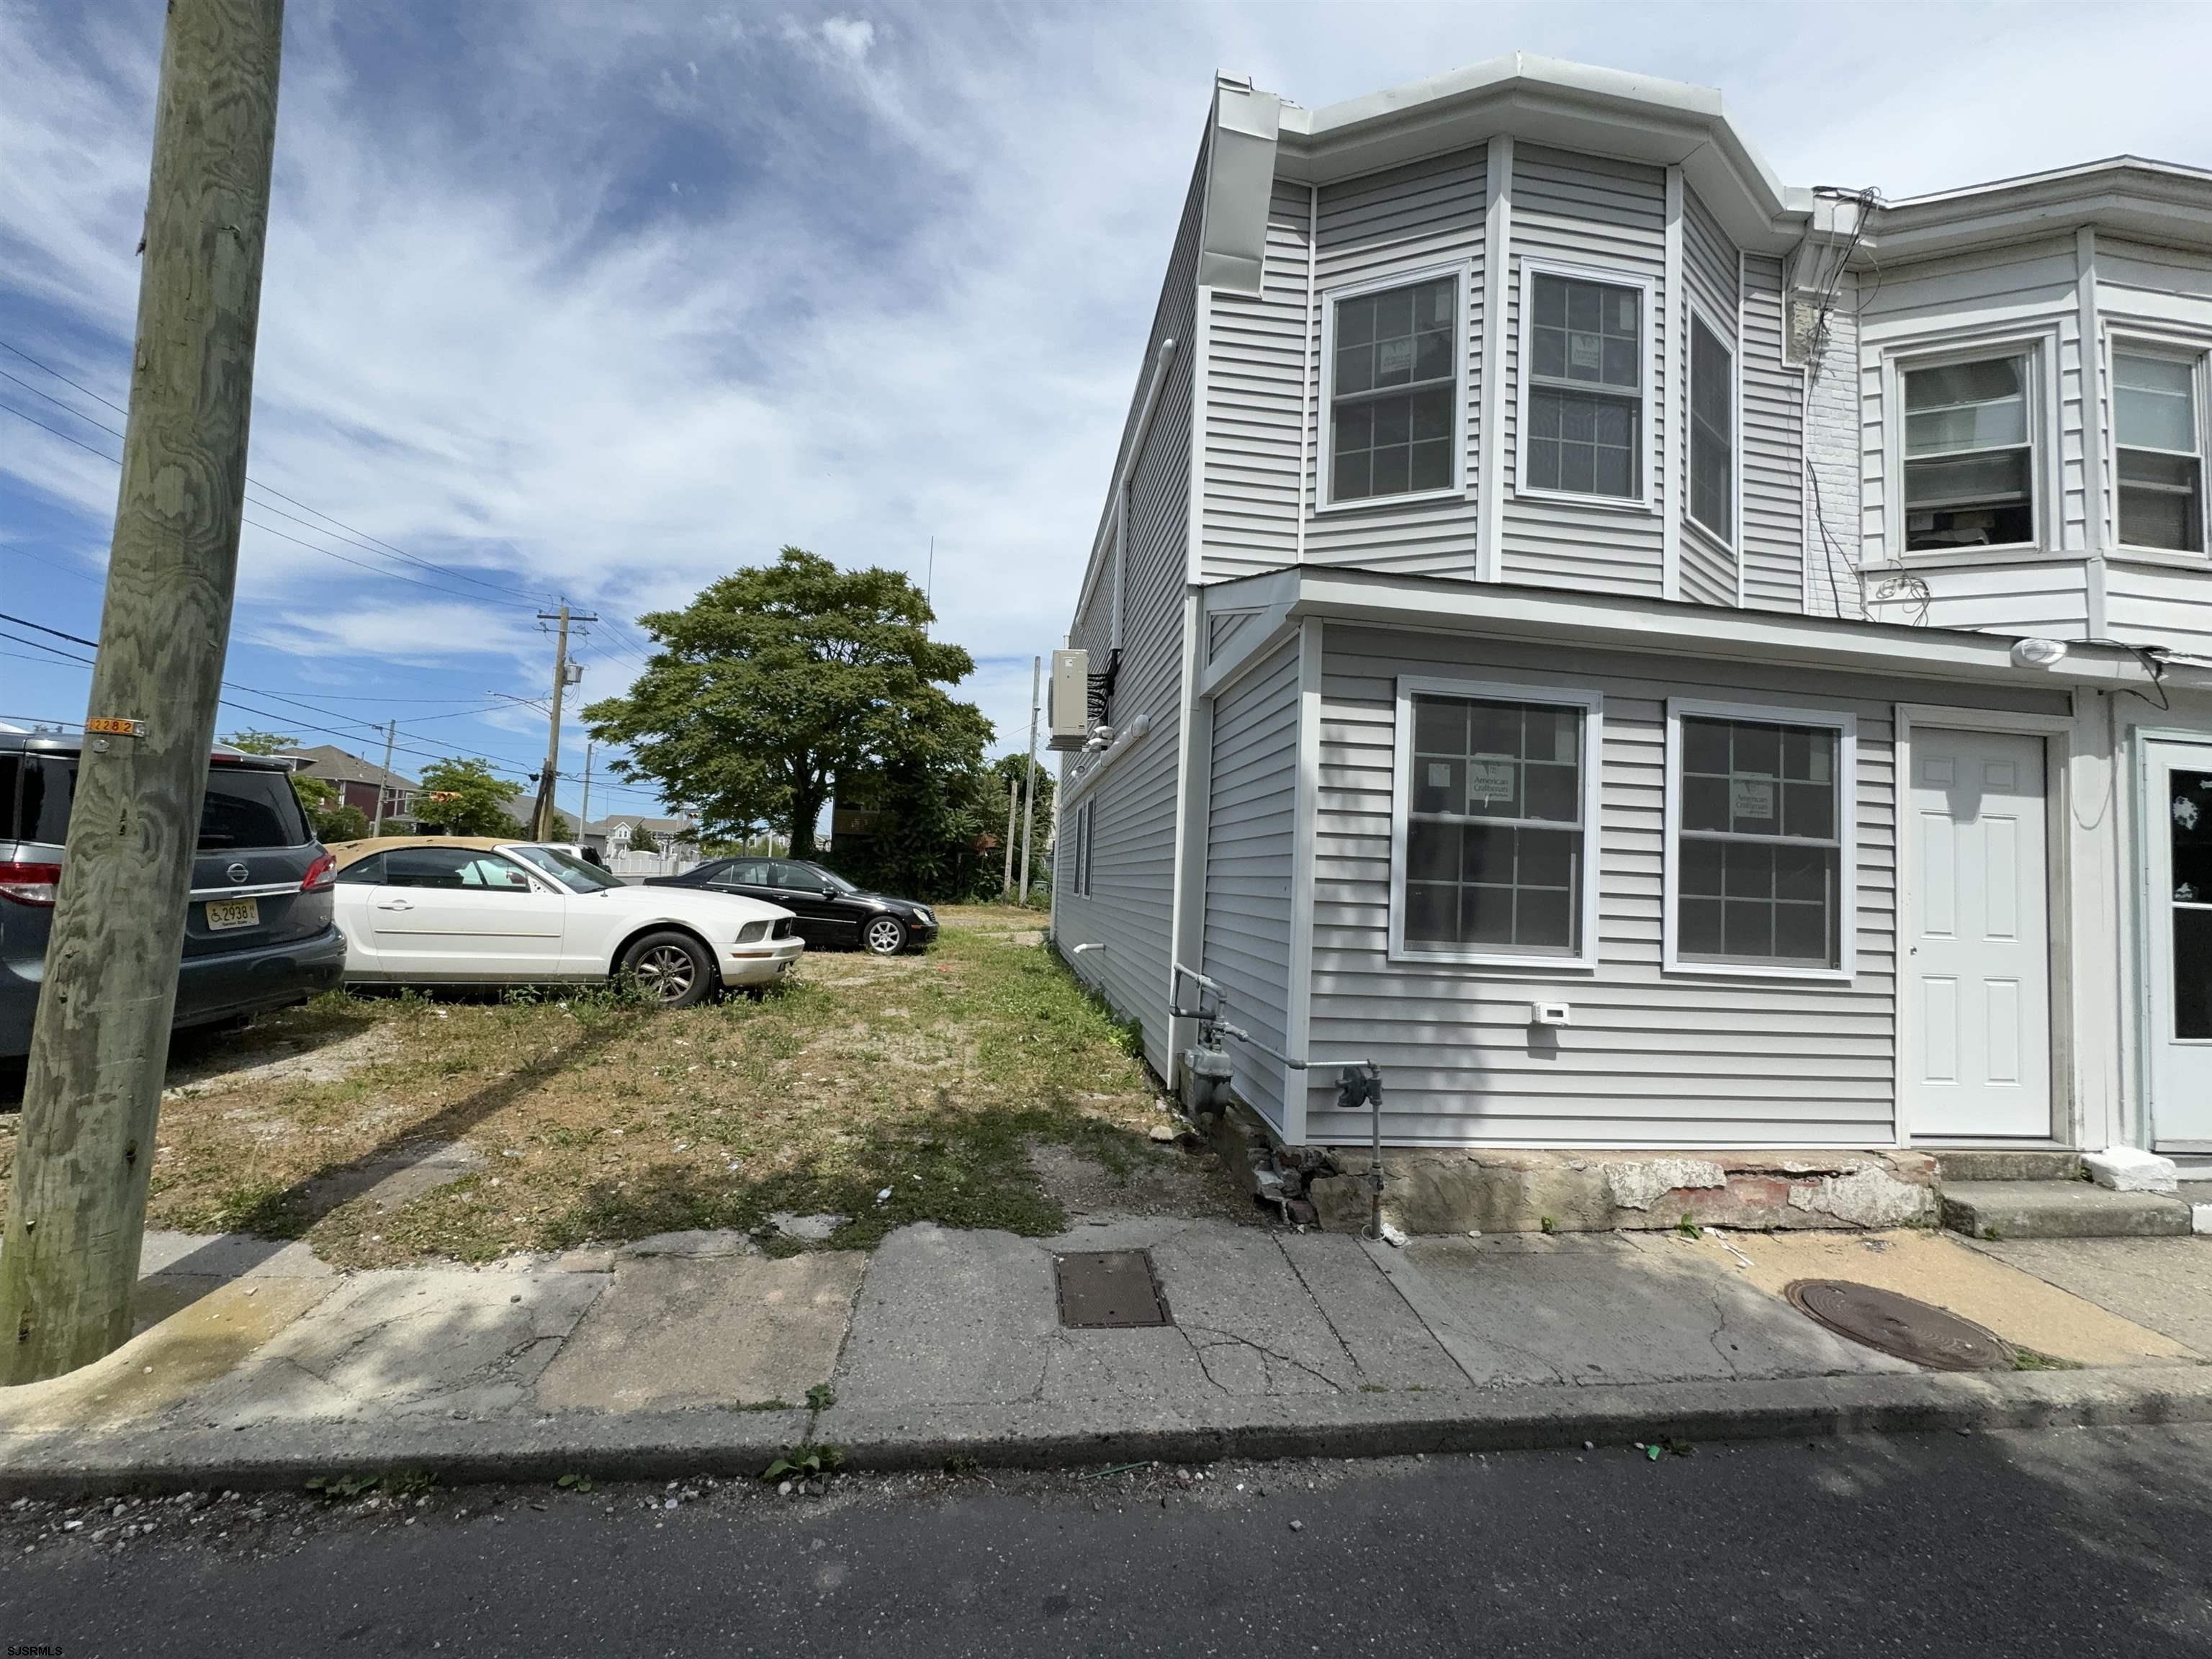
{"left": 620, "top": 930, "right": 714, "bottom": 1008}
{"left": 862, "top": 915, "right": 907, "bottom": 956}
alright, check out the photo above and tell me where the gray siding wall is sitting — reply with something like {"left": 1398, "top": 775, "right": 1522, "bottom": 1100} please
{"left": 1056, "top": 148, "right": 1204, "bottom": 1082}
{"left": 1793, "top": 264, "right": 1854, "bottom": 616}
{"left": 1301, "top": 148, "right": 1488, "bottom": 576}
{"left": 1199, "top": 181, "right": 1313, "bottom": 583}
{"left": 1201, "top": 643, "right": 1300, "bottom": 1132}
{"left": 1501, "top": 145, "right": 1668, "bottom": 595}
{"left": 1303, "top": 622, "right": 2069, "bottom": 1147}
{"left": 1679, "top": 189, "right": 1740, "bottom": 608}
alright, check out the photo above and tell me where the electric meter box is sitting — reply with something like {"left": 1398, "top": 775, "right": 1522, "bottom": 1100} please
{"left": 1048, "top": 649, "right": 1090, "bottom": 751}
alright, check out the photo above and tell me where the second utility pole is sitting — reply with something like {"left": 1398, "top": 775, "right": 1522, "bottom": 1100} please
{"left": 374, "top": 716, "right": 397, "bottom": 834}
{"left": 1017, "top": 655, "right": 1040, "bottom": 903}
{"left": 531, "top": 603, "right": 594, "bottom": 840}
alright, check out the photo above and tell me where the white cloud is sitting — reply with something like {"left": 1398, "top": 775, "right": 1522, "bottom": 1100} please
{"left": 817, "top": 16, "right": 876, "bottom": 64}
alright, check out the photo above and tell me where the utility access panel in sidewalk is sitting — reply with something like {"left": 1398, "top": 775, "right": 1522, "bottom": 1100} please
{"left": 1054, "top": 1251, "right": 1172, "bottom": 1328}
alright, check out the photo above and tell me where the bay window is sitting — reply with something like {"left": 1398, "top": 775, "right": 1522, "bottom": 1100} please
{"left": 2115, "top": 350, "right": 2205, "bottom": 553}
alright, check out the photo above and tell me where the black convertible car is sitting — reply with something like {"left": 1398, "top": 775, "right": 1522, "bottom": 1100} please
{"left": 644, "top": 857, "right": 938, "bottom": 955}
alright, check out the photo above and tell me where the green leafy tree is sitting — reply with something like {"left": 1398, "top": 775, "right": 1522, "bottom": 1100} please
{"left": 823, "top": 701, "right": 996, "bottom": 900}
{"left": 222, "top": 729, "right": 295, "bottom": 756}
{"left": 313, "top": 802, "right": 372, "bottom": 843}
{"left": 627, "top": 823, "right": 660, "bottom": 854}
{"left": 413, "top": 758, "right": 521, "bottom": 836}
{"left": 583, "top": 547, "right": 984, "bottom": 858}
{"left": 987, "top": 751, "right": 1053, "bottom": 860}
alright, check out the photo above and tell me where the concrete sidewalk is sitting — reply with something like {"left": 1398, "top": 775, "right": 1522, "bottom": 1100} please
{"left": 2, "top": 1213, "right": 2209, "bottom": 1493}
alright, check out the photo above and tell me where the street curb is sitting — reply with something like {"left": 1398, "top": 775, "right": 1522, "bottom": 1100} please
{"left": 4, "top": 1366, "right": 2211, "bottom": 1497}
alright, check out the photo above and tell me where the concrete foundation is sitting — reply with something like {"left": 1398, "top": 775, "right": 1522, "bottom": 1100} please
{"left": 1301, "top": 1143, "right": 1940, "bottom": 1237}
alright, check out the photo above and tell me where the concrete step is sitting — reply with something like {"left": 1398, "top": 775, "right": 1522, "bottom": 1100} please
{"left": 1941, "top": 1179, "right": 2192, "bottom": 1241}
{"left": 1932, "top": 1150, "right": 2085, "bottom": 1184}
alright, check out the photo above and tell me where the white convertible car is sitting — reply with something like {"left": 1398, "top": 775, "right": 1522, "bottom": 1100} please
{"left": 328, "top": 837, "right": 803, "bottom": 1006}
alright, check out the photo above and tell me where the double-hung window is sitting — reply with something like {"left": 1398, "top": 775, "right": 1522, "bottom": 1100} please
{"left": 2115, "top": 350, "right": 2206, "bottom": 553}
{"left": 1902, "top": 355, "right": 2035, "bottom": 550}
{"left": 1393, "top": 683, "right": 1600, "bottom": 964}
{"left": 1668, "top": 704, "right": 1853, "bottom": 975}
{"left": 1326, "top": 274, "right": 1460, "bottom": 505}
{"left": 1524, "top": 271, "right": 1645, "bottom": 500}
{"left": 1687, "top": 312, "right": 1734, "bottom": 543}
{"left": 1069, "top": 799, "right": 1094, "bottom": 898}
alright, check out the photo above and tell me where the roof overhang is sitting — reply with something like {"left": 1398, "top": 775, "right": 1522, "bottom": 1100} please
{"left": 1267, "top": 53, "right": 1803, "bottom": 256}
{"left": 1198, "top": 567, "right": 2200, "bottom": 696}
{"left": 1864, "top": 157, "right": 2212, "bottom": 263}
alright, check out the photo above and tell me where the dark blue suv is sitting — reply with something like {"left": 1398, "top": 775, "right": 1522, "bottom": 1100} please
{"left": 0, "top": 734, "right": 349, "bottom": 1061}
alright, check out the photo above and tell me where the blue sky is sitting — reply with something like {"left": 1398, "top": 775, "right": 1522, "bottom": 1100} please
{"left": 4, "top": 1, "right": 2211, "bottom": 818}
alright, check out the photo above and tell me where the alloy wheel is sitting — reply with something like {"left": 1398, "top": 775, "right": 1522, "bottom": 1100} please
{"left": 634, "top": 943, "right": 698, "bottom": 1001}
{"left": 865, "top": 917, "right": 906, "bottom": 955}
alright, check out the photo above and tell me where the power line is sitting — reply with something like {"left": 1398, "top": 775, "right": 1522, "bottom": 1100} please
{"left": 1, "top": 338, "right": 558, "bottom": 608}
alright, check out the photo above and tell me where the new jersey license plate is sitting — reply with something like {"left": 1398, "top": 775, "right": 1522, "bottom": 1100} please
{"left": 204, "top": 896, "right": 260, "bottom": 932}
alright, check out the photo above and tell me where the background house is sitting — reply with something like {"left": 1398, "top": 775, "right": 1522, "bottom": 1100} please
{"left": 277, "top": 745, "right": 417, "bottom": 824}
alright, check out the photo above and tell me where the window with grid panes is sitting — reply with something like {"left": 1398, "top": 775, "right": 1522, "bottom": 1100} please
{"left": 1526, "top": 274, "right": 1642, "bottom": 500}
{"left": 1329, "top": 277, "right": 1457, "bottom": 503}
{"left": 1403, "top": 695, "right": 1586, "bottom": 955}
{"left": 1677, "top": 717, "right": 1842, "bottom": 968}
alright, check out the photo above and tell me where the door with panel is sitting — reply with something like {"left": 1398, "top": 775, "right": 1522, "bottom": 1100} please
{"left": 1904, "top": 728, "right": 2052, "bottom": 1139}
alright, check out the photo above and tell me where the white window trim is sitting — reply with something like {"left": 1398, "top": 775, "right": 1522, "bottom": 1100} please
{"left": 1683, "top": 297, "right": 1740, "bottom": 553}
{"left": 2107, "top": 331, "right": 2211, "bottom": 559}
{"left": 1882, "top": 326, "right": 2061, "bottom": 562}
{"left": 1514, "top": 256, "right": 1660, "bottom": 516}
{"left": 1316, "top": 262, "right": 1473, "bottom": 515}
{"left": 1662, "top": 696, "right": 1858, "bottom": 983}
{"left": 1388, "top": 675, "right": 1604, "bottom": 970}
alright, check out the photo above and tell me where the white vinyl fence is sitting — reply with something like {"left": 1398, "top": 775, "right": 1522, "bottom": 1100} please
{"left": 606, "top": 852, "right": 701, "bottom": 880}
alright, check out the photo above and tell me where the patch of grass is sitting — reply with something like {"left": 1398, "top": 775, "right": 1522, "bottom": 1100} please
{"left": 2012, "top": 1346, "right": 2083, "bottom": 1372}
{"left": 2, "top": 907, "right": 1214, "bottom": 1267}
{"left": 763, "top": 1444, "right": 845, "bottom": 1484}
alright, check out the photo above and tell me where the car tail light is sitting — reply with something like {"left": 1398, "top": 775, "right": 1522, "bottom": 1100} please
{"left": 0, "top": 861, "right": 62, "bottom": 907}
{"left": 300, "top": 851, "right": 338, "bottom": 893}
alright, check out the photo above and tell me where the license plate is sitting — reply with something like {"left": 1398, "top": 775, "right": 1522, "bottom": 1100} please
{"left": 204, "top": 897, "right": 260, "bottom": 932}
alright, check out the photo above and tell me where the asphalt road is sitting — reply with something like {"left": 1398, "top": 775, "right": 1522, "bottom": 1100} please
{"left": 4, "top": 1424, "right": 2211, "bottom": 1657}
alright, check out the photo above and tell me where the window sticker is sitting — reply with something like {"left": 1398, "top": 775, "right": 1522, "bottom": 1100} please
{"left": 1427, "top": 762, "right": 1452, "bottom": 788}
{"left": 1377, "top": 338, "right": 1413, "bottom": 377}
{"left": 1468, "top": 760, "right": 1516, "bottom": 801}
{"left": 1731, "top": 778, "right": 1776, "bottom": 819}
{"left": 1569, "top": 335, "right": 1603, "bottom": 371}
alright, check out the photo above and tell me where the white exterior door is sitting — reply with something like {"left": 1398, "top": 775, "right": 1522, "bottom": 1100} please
{"left": 1905, "top": 728, "right": 2051, "bottom": 1138}
{"left": 2146, "top": 743, "right": 2212, "bottom": 1150}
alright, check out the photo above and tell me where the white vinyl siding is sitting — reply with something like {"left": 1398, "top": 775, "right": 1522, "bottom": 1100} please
{"left": 1744, "top": 253, "right": 1812, "bottom": 613}
{"left": 1300, "top": 147, "right": 1488, "bottom": 577}
{"left": 1303, "top": 623, "right": 2069, "bottom": 1148}
{"left": 1501, "top": 145, "right": 1668, "bottom": 596}
{"left": 1199, "top": 179, "right": 1315, "bottom": 583}
{"left": 1056, "top": 147, "right": 1205, "bottom": 1082}
{"left": 1202, "top": 644, "right": 1300, "bottom": 1132}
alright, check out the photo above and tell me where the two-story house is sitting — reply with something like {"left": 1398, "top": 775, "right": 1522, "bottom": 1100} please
{"left": 1052, "top": 55, "right": 2212, "bottom": 1185}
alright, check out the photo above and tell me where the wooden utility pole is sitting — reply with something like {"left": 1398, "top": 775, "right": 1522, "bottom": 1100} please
{"left": 578, "top": 738, "right": 595, "bottom": 841}
{"left": 530, "top": 604, "right": 593, "bottom": 840}
{"left": 373, "top": 716, "right": 397, "bottom": 834}
{"left": 1017, "top": 655, "right": 1040, "bottom": 903}
{"left": 0, "top": 0, "right": 285, "bottom": 1383}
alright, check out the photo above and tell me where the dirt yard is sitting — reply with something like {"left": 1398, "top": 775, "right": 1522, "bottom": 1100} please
{"left": 0, "top": 906, "right": 1248, "bottom": 1267}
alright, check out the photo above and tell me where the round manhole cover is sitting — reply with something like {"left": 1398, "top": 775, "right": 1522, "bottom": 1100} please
{"left": 1784, "top": 1280, "right": 2013, "bottom": 1371}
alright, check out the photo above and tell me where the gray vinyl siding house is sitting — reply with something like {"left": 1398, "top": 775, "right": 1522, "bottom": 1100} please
{"left": 1053, "top": 55, "right": 2212, "bottom": 1164}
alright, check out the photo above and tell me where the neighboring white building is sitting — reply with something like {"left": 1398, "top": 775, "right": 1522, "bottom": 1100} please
{"left": 1054, "top": 54, "right": 2212, "bottom": 1167}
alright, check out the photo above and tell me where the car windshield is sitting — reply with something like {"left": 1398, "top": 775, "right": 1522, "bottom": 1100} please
{"left": 511, "top": 844, "right": 625, "bottom": 893}
{"left": 799, "top": 863, "right": 859, "bottom": 894}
